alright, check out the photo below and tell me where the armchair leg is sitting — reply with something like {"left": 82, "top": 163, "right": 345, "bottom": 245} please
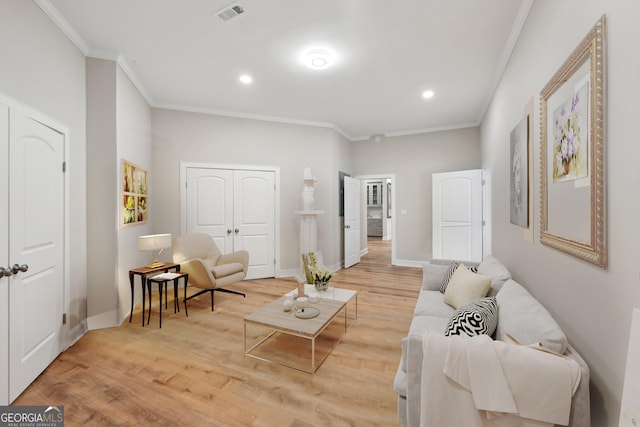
{"left": 185, "top": 288, "right": 216, "bottom": 311}
{"left": 183, "top": 287, "right": 245, "bottom": 313}
{"left": 214, "top": 288, "right": 246, "bottom": 298}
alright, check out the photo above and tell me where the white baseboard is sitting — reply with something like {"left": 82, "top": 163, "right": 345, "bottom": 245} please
{"left": 392, "top": 258, "right": 426, "bottom": 268}
{"left": 277, "top": 268, "right": 300, "bottom": 279}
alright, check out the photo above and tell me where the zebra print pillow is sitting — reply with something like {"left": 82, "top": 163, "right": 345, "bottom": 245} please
{"left": 444, "top": 297, "right": 498, "bottom": 337}
{"left": 440, "top": 262, "right": 479, "bottom": 293}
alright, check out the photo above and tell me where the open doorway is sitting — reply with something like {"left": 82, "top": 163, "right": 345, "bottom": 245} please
{"left": 358, "top": 174, "right": 395, "bottom": 266}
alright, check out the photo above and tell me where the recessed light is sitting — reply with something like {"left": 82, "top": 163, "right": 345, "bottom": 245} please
{"left": 304, "top": 49, "right": 334, "bottom": 70}
{"left": 239, "top": 74, "right": 253, "bottom": 84}
{"left": 422, "top": 90, "right": 435, "bottom": 99}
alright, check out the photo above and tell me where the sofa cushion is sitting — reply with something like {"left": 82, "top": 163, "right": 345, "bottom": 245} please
{"left": 440, "top": 262, "right": 478, "bottom": 293}
{"left": 444, "top": 297, "right": 498, "bottom": 337}
{"left": 211, "top": 262, "right": 244, "bottom": 278}
{"left": 443, "top": 265, "right": 491, "bottom": 309}
{"left": 495, "top": 279, "right": 568, "bottom": 354}
{"left": 477, "top": 255, "right": 512, "bottom": 296}
{"left": 421, "top": 263, "right": 449, "bottom": 291}
{"left": 413, "top": 290, "right": 457, "bottom": 318}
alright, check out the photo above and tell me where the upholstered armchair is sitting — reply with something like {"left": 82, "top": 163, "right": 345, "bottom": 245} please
{"left": 172, "top": 233, "right": 248, "bottom": 311}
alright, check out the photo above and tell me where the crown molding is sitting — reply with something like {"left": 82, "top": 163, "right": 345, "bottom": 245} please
{"left": 383, "top": 122, "right": 480, "bottom": 138}
{"left": 154, "top": 102, "right": 361, "bottom": 140}
{"left": 35, "top": 0, "right": 90, "bottom": 55}
{"left": 477, "top": 0, "right": 535, "bottom": 123}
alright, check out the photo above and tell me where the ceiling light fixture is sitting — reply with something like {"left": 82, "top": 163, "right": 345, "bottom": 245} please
{"left": 304, "top": 49, "right": 334, "bottom": 70}
{"left": 422, "top": 90, "right": 435, "bottom": 99}
{"left": 239, "top": 74, "right": 252, "bottom": 84}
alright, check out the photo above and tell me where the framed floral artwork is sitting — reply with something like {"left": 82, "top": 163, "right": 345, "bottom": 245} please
{"left": 122, "top": 159, "right": 148, "bottom": 226}
{"left": 540, "top": 15, "right": 606, "bottom": 269}
{"left": 552, "top": 81, "right": 589, "bottom": 183}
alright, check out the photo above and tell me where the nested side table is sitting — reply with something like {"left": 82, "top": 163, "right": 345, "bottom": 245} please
{"left": 128, "top": 263, "right": 180, "bottom": 326}
{"left": 147, "top": 272, "right": 189, "bottom": 328}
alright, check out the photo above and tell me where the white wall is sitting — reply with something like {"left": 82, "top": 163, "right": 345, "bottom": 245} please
{"left": 115, "top": 65, "right": 152, "bottom": 322}
{"left": 481, "top": 1, "right": 640, "bottom": 424}
{"left": 86, "top": 58, "right": 152, "bottom": 327}
{"left": 151, "top": 108, "right": 351, "bottom": 273}
{"left": 351, "top": 127, "right": 481, "bottom": 264}
{"left": 86, "top": 58, "right": 118, "bottom": 327}
{"left": 0, "top": 0, "right": 87, "bottom": 342}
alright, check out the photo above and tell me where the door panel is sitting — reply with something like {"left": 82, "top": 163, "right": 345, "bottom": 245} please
{"left": 344, "top": 176, "right": 361, "bottom": 268}
{"left": 432, "top": 169, "right": 483, "bottom": 262}
{"left": 234, "top": 170, "right": 275, "bottom": 279}
{"left": 9, "top": 110, "right": 64, "bottom": 402}
{"left": 186, "top": 168, "right": 233, "bottom": 252}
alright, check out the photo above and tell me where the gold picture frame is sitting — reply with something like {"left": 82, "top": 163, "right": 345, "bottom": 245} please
{"left": 122, "top": 159, "right": 148, "bottom": 226}
{"left": 540, "top": 15, "right": 606, "bottom": 269}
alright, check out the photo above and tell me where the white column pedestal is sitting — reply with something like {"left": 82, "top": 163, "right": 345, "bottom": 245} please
{"left": 294, "top": 210, "right": 324, "bottom": 280}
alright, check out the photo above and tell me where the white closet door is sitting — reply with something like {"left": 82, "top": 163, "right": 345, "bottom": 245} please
{"left": 0, "top": 104, "right": 8, "bottom": 405}
{"left": 234, "top": 170, "right": 275, "bottom": 279}
{"left": 185, "top": 166, "right": 276, "bottom": 279}
{"left": 9, "top": 109, "right": 65, "bottom": 402}
{"left": 432, "top": 169, "right": 483, "bottom": 262}
{"left": 185, "top": 168, "right": 234, "bottom": 253}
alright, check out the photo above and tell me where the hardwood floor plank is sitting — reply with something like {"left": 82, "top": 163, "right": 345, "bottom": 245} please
{"left": 13, "top": 238, "right": 421, "bottom": 426}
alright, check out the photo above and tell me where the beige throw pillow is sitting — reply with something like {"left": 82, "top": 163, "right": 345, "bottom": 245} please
{"left": 443, "top": 264, "right": 492, "bottom": 309}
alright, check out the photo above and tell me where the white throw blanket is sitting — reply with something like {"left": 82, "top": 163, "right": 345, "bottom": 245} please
{"left": 420, "top": 332, "right": 581, "bottom": 427}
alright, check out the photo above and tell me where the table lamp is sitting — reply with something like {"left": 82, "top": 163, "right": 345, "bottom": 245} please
{"left": 138, "top": 233, "right": 172, "bottom": 268}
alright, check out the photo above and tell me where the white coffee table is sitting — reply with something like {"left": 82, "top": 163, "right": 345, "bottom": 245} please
{"left": 285, "top": 284, "right": 358, "bottom": 329}
{"left": 244, "top": 295, "right": 348, "bottom": 373}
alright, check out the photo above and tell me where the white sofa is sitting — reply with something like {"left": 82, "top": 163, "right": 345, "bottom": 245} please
{"left": 394, "top": 256, "right": 590, "bottom": 426}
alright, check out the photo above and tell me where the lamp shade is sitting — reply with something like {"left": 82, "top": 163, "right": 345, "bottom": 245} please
{"left": 138, "top": 234, "right": 172, "bottom": 252}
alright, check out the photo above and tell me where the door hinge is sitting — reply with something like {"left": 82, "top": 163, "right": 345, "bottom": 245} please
{"left": 62, "top": 313, "right": 67, "bottom": 325}
{"left": 62, "top": 162, "right": 67, "bottom": 173}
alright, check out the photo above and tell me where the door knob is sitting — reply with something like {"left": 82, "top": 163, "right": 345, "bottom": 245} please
{"left": 234, "top": 228, "right": 240, "bottom": 234}
{"left": 227, "top": 229, "right": 232, "bottom": 234}
{"left": 11, "top": 264, "right": 28, "bottom": 274}
{"left": 0, "top": 267, "right": 12, "bottom": 277}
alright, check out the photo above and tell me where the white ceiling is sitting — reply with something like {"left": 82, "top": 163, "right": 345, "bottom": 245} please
{"left": 43, "top": 0, "right": 532, "bottom": 140}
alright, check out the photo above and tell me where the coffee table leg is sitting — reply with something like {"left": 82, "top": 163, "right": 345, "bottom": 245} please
{"left": 311, "top": 337, "right": 315, "bottom": 373}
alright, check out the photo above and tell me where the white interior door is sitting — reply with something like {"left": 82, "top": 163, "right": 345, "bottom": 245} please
{"left": 344, "top": 176, "right": 361, "bottom": 268}
{"left": 9, "top": 109, "right": 65, "bottom": 402}
{"left": 432, "top": 169, "right": 483, "bottom": 262}
{"left": 185, "top": 168, "right": 233, "bottom": 252}
{"left": 0, "top": 104, "right": 8, "bottom": 405}
{"left": 234, "top": 170, "right": 275, "bottom": 279}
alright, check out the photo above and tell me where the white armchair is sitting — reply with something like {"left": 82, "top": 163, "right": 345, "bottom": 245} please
{"left": 172, "top": 233, "right": 248, "bottom": 311}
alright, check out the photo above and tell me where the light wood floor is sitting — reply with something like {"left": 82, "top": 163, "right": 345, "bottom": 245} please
{"left": 14, "top": 238, "right": 421, "bottom": 426}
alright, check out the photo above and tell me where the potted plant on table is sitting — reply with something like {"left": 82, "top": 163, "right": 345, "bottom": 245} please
{"left": 311, "top": 267, "right": 334, "bottom": 292}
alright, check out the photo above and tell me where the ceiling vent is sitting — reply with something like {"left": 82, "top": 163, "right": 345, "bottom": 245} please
{"left": 216, "top": 3, "right": 245, "bottom": 21}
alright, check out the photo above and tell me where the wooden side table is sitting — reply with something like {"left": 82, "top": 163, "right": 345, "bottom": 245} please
{"left": 147, "top": 272, "right": 189, "bottom": 328}
{"left": 128, "top": 263, "right": 180, "bottom": 326}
